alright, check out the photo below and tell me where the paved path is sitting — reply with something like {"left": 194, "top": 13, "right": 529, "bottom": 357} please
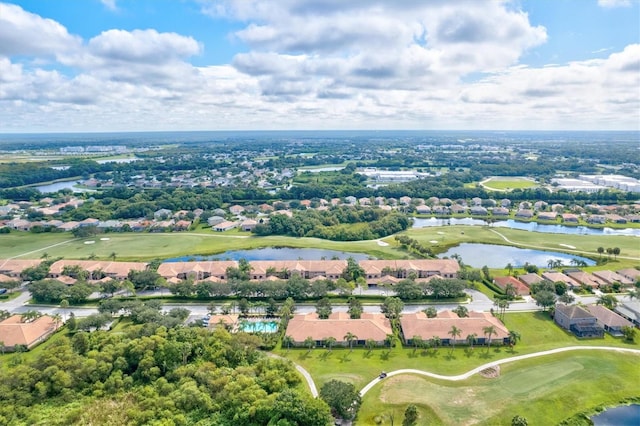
{"left": 359, "top": 346, "right": 640, "bottom": 397}
{"left": 267, "top": 353, "right": 318, "bottom": 397}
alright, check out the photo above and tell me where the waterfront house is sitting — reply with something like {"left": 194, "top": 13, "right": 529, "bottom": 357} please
{"left": 285, "top": 312, "right": 392, "bottom": 347}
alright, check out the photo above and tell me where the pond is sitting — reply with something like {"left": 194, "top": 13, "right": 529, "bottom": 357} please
{"left": 36, "top": 181, "right": 94, "bottom": 193}
{"left": 412, "top": 217, "right": 640, "bottom": 237}
{"left": 438, "top": 243, "right": 596, "bottom": 268}
{"left": 591, "top": 404, "right": 640, "bottom": 425}
{"left": 165, "top": 247, "right": 372, "bottom": 262}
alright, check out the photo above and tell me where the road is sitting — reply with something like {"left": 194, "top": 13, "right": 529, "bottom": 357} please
{"left": 1, "top": 286, "right": 605, "bottom": 319}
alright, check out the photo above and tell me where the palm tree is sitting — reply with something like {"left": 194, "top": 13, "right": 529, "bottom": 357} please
{"left": 344, "top": 332, "right": 357, "bottom": 352}
{"left": 483, "top": 325, "right": 497, "bottom": 351}
{"left": 505, "top": 263, "right": 514, "bottom": 276}
{"left": 60, "top": 299, "right": 69, "bottom": 322}
{"left": 52, "top": 313, "right": 62, "bottom": 329}
{"left": 109, "top": 252, "right": 117, "bottom": 261}
{"left": 466, "top": 333, "right": 477, "bottom": 349}
{"left": 40, "top": 252, "right": 50, "bottom": 260}
{"left": 384, "top": 334, "right": 395, "bottom": 350}
{"left": 448, "top": 325, "right": 462, "bottom": 353}
{"left": 411, "top": 335, "right": 423, "bottom": 353}
{"left": 365, "top": 338, "right": 376, "bottom": 354}
{"left": 282, "top": 335, "right": 294, "bottom": 352}
{"left": 508, "top": 330, "right": 521, "bottom": 347}
{"left": 324, "top": 336, "right": 337, "bottom": 352}
{"left": 597, "top": 246, "right": 604, "bottom": 259}
{"left": 303, "top": 336, "right": 315, "bottom": 353}
{"left": 430, "top": 336, "right": 441, "bottom": 353}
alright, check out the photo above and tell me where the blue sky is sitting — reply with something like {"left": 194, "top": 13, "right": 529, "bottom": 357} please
{"left": 0, "top": 0, "right": 638, "bottom": 132}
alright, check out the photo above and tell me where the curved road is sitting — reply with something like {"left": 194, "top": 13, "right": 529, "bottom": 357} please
{"left": 358, "top": 346, "right": 640, "bottom": 396}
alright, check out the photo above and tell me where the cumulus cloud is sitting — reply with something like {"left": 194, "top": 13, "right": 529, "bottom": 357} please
{"left": 0, "top": 1, "right": 637, "bottom": 131}
{"left": 0, "top": 3, "right": 81, "bottom": 57}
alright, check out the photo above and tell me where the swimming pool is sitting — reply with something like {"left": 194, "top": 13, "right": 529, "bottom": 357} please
{"left": 239, "top": 320, "right": 279, "bottom": 333}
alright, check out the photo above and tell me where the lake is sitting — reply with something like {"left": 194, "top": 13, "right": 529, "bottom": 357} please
{"left": 165, "top": 247, "right": 372, "bottom": 262}
{"left": 591, "top": 404, "right": 640, "bottom": 425}
{"left": 438, "top": 243, "right": 596, "bottom": 268}
{"left": 412, "top": 217, "right": 640, "bottom": 237}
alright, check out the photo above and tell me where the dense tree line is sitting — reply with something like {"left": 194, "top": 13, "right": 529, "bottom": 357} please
{"left": 0, "top": 324, "right": 333, "bottom": 425}
{"left": 253, "top": 206, "right": 411, "bottom": 240}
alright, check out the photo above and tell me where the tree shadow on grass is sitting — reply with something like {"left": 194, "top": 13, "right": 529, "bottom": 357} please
{"left": 339, "top": 353, "right": 354, "bottom": 363}
{"left": 380, "top": 350, "right": 394, "bottom": 361}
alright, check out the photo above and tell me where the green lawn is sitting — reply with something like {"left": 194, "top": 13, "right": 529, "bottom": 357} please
{"left": 277, "top": 312, "right": 639, "bottom": 393}
{"left": 357, "top": 351, "right": 640, "bottom": 425}
{"left": 481, "top": 177, "right": 538, "bottom": 191}
{"left": 398, "top": 225, "right": 640, "bottom": 267}
{"left": 0, "top": 231, "right": 405, "bottom": 261}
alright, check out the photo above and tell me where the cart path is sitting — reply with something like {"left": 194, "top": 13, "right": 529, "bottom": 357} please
{"left": 267, "top": 353, "right": 319, "bottom": 397}
{"left": 489, "top": 228, "right": 640, "bottom": 261}
{"left": 359, "top": 346, "right": 640, "bottom": 396}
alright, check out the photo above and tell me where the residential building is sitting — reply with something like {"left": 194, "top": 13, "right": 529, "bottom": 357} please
{"left": 592, "top": 270, "right": 633, "bottom": 287}
{"left": 285, "top": 312, "right": 393, "bottom": 347}
{"left": 615, "top": 301, "right": 640, "bottom": 327}
{"left": 400, "top": 311, "right": 510, "bottom": 346}
{"left": 493, "top": 276, "right": 529, "bottom": 296}
{"left": 584, "top": 305, "right": 633, "bottom": 336}
{"left": 359, "top": 259, "right": 460, "bottom": 285}
{"left": 0, "top": 315, "right": 62, "bottom": 351}
{"left": 554, "top": 304, "right": 604, "bottom": 338}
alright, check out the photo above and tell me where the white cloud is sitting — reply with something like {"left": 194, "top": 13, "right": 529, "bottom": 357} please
{"left": 100, "top": 0, "right": 118, "bottom": 11}
{"left": 597, "top": 0, "right": 633, "bottom": 8}
{"left": 0, "top": 1, "right": 637, "bottom": 131}
{"left": 0, "top": 3, "right": 81, "bottom": 57}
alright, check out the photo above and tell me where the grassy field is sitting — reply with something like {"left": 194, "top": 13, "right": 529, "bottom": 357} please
{"left": 481, "top": 177, "right": 538, "bottom": 191}
{"left": 0, "top": 231, "right": 403, "bottom": 261}
{"left": 277, "top": 312, "right": 639, "bottom": 393}
{"left": 397, "top": 225, "right": 640, "bottom": 267}
{"left": 357, "top": 351, "right": 640, "bottom": 425}
{"left": 1, "top": 224, "right": 638, "bottom": 266}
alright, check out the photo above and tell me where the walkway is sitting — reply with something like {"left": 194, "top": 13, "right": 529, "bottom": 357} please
{"left": 267, "top": 353, "right": 318, "bottom": 397}
{"left": 359, "top": 346, "right": 640, "bottom": 397}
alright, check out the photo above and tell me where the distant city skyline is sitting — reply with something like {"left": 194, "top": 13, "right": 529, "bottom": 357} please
{"left": 1, "top": 0, "right": 639, "bottom": 132}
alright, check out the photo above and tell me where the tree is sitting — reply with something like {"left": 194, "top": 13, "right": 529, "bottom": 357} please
{"left": 508, "top": 330, "right": 521, "bottom": 347}
{"left": 282, "top": 335, "right": 294, "bottom": 352}
{"left": 533, "top": 290, "right": 556, "bottom": 311}
{"left": 483, "top": 325, "right": 497, "bottom": 350}
{"left": 380, "top": 297, "right": 404, "bottom": 322}
{"left": 423, "top": 306, "right": 437, "bottom": 318}
{"left": 109, "top": 252, "right": 117, "bottom": 261}
{"left": 448, "top": 325, "right": 462, "bottom": 352}
{"left": 494, "top": 298, "right": 510, "bottom": 320}
{"left": 319, "top": 379, "right": 362, "bottom": 421}
{"left": 505, "top": 263, "right": 514, "bottom": 276}
{"left": 466, "top": 333, "right": 477, "bottom": 349}
{"left": 315, "top": 297, "right": 332, "bottom": 319}
{"left": 365, "top": 338, "right": 376, "bottom": 353}
{"left": 429, "top": 336, "right": 441, "bottom": 352}
{"left": 60, "top": 299, "right": 69, "bottom": 322}
{"left": 403, "top": 404, "right": 419, "bottom": 426}
{"left": 411, "top": 335, "right": 423, "bottom": 353}
{"left": 304, "top": 336, "right": 315, "bottom": 353}
{"left": 558, "top": 292, "right": 575, "bottom": 304}
{"left": 324, "top": 336, "right": 337, "bottom": 352}
{"left": 384, "top": 334, "right": 395, "bottom": 350}
{"left": 597, "top": 246, "right": 604, "bottom": 259}
{"left": 238, "top": 298, "right": 250, "bottom": 316}
{"left": 511, "top": 414, "right": 529, "bottom": 425}
{"left": 597, "top": 294, "right": 618, "bottom": 310}
{"left": 452, "top": 305, "right": 468, "bottom": 318}
{"left": 99, "top": 279, "right": 122, "bottom": 297}
{"left": 621, "top": 326, "right": 636, "bottom": 343}
{"left": 342, "top": 257, "right": 365, "bottom": 282}
{"left": 347, "top": 297, "right": 363, "bottom": 319}
{"left": 612, "top": 247, "right": 620, "bottom": 259}
{"left": 344, "top": 331, "right": 358, "bottom": 352}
